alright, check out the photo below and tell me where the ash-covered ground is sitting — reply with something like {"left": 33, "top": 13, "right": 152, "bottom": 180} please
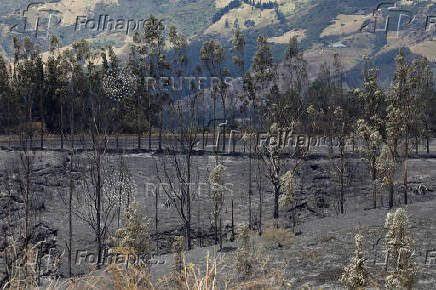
{"left": 1, "top": 147, "right": 436, "bottom": 288}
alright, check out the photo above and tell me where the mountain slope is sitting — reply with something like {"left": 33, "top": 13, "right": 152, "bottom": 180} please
{"left": 0, "top": 0, "right": 435, "bottom": 86}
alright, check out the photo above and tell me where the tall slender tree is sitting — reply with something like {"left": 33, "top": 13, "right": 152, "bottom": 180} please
{"left": 143, "top": 15, "right": 168, "bottom": 151}
{"left": 0, "top": 54, "right": 11, "bottom": 142}
{"left": 388, "top": 49, "right": 408, "bottom": 207}
{"left": 200, "top": 40, "right": 225, "bottom": 149}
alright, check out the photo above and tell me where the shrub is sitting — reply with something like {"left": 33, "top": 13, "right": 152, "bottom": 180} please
{"left": 261, "top": 227, "right": 293, "bottom": 249}
{"left": 279, "top": 171, "right": 296, "bottom": 207}
{"left": 234, "top": 226, "right": 257, "bottom": 279}
{"left": 173, "top": 236, "right": 185, "bottom": 276}
{"left": 112, "top": 201, "right": 150, "bottom": 264}
{"left": 339, "top": 233, "right": 371, "bottom": 289}
{"left": 384, "top": 208, "right": 416, "bottom": 289}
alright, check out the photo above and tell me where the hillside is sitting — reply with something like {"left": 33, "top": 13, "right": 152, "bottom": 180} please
{"left": 0, "top": 0, "right": 435, "bottom": 85}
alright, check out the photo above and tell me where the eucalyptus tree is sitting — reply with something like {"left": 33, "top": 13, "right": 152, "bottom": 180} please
{"left": 232, "top": 28, "right": 245, "bottom": 78}
{"left": 70, "top": 45, "right": 90, "bottom": 148}
{"left": 241, "top": 132, "right": 256, "bottom": 228}
{"left": 282, "top": 36, "right": 307, "bottom": 95}
{"left": 12, "top": 37, "right": 36, "bottom": 149}
{"left": 153, "top": 26, "right": 198, "bottom": 250}
{"left": 72, "top": 39, "right": 91, "bottom": 141}
{"left": 259, "top": 122, "right": 304, "bottom": 226}
{"left": 381, "top": 50, "right": 408, "bottom": 208}
{"left": 169, "top": 25, "right": 188, "bottom": 148}
{"left": 331, "top": 106, "right": 349, "bottom": 214}
{"left": 307, "top": 62, "right": 335, "bottom": 149}
{"left": 154, "top": 90, "right": 201, "bottom": 251}
{"left": 356, "top": 117, "right": 383, "bottom": 210}
{"left": 45, "top": 36, "right": 59, "bottom": 136}
{"left": 339, "top": 233, "right": 370, "bottom": 289}
{"left": 384, "top": 208, "right": 416, "bottom": 289}
{"left": 209, "top": 164, "right": 226, "bottom": 250}
{"left": 251, "top": 34, "right": 273, "bottom": 87}
{"left": 12, "top": 38, "right": 45, "bottom": 150}
{"left": 258, "top": 37, "right": 307, "bottom": 132}
{"left": 32, "top": 47, "right": 44, "bottom": 150}
{"left": 411, "top": 57, "right": 434, "bottom": 154}
{"left": 248, "top": 34, "right": 277, "bottom": 227}
{"left": 0, "top": 54, "right": 11, "bottom": 142}
{"left": 126, "top": 44, "right": 146, "bottom": 149}
{"left": 250, "top": 34, "right": 274, "bottom": 129}
{"left": 200, "top": 40, "right": 225, "bottom": 149}
{"left": 71, "top": 41, "right": 112, "bottom": 267}
{"left": 260, "top": 124, "right": 283, "bottom": 225}
{"left": 143, "top": 15, "right": 169, "bottom": 151}
{"left": 7, "top": 38, "right": 38, "bottom": 240}
{"left": 355, "top": 67, "right": 385, "bottom": 208}
{"left": 56, "top": 48, "right": 74, "bottom": 150}
{"left": 390, "top": 49, "right": 411, "bottom": 206}
{"left": 230, "top": 28, "right": 246, "bottom": 126}
{"left": 252, "top": 35, "right": 309, "bottom": 226}
{"left": 102, "top": 46, "right": 136, "bottom": 150}
{"left": 250, "top": 35, "right": 274, "bottom": 227}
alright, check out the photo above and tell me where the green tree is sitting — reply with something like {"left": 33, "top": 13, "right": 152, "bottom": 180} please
{"left": 252, "top": 34, "right": 273, "bottom": 85}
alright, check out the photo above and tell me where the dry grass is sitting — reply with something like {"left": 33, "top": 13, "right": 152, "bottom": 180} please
{"left": 2, "top": 243, "right": 285, "bottom": 289}
{"left": 320, "top": 14, "right": 371, "bottom": 38}
{"left": 35, "top": 0, "right": 119, "bottom": 26}
{"left": 2, "top": 240, "right": 62, "bottom": 290}
{"left": 215, "top": 0, "right": 233, "bottom": 8}
{"left": 268, "top": 29, "right": 306, "bottom": 44}
{"left": 319, "top": 234, "right": 336, "bottom": 244}
{"left": 204, "top": 3, "right": 278, "bottom": 37}
{"left": 205, "top": 1, "right": 298, "bottom": 38}
{"left": 410, "top": 38, "right": 436, "bottom": 62}
{"left": 260, "top": 227, "right": 293, "bottom": 249}
{"left": 302, "top": 248, "right": 323, "bottom": 260}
